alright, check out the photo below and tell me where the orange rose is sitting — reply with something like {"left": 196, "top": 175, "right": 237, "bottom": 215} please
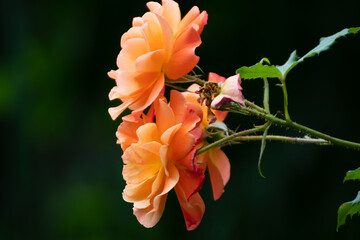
{"left": 183, "top": 82, "right": 231, "bottom": 201}
{"left": 116, "top": 90, "right": 205, "bottom": 230}
{"left": 108, "top": 0, "right": 207, "bottom": 120}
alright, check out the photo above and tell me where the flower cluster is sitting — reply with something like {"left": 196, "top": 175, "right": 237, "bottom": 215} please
{"left": 108, "top": 0, "right": 244, "bottom": 230}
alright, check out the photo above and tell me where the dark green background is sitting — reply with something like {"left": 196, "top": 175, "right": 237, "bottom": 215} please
{"left": 1, "top": 0, "right": 360, "bottom": 239}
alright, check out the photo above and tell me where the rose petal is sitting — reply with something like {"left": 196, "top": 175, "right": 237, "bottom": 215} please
{"left": 175, "top": 186, "right": 205, "bottom": 231}
{"left": 207, "top": 148, "right": 230, "bottom": 200}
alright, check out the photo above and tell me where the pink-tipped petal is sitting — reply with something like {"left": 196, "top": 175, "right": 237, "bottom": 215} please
{"left": 155, "top": 98, "right": 176, "bottom": 135}
{"left": 165, "top": 49, "right": 200, "bottom": 80}
{"left": 211, "top": 74, "right": 245, "bottom": 109}
{"left": 177, "top": 168, "right": 205, "bottom": 201}
{"left": 207, "top": 148, "right": 230, "bottom": 200}
{"left": 178, "top": 7, "right": 207, "bottom": 36}
{"left": 165, "top": 26, "right": 201, "bottom": 79}
{"left": 175, "top": 186, "right": 205, "bottom": 231}
{"left": 209, "top": 72, "right": 226, "bottom": 83}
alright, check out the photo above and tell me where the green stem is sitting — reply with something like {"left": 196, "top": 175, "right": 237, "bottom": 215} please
{"left": 244, "top": 100, "right": 267, "bottom": 114}
{"left": 165, "top": 83, "right": 192, "bottom": 92}
{"left": 281, "top": 79, "right": 291, "bottom": 121}
{"left": 232, "top": 103, "right": 360, "bottom": 151}
{"left": 193, "top": 77, "right": 207, "bottom": 86}
{"left": 263, "top": 78, "right": 270, "bottom": 113}
{"left": 196, "top": 124, "right": 267, "bottom": 155}
{"left": 233, "top": 135, "right": 331, "bottom": 145}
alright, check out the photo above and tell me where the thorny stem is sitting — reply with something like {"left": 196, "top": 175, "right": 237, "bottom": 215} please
{"left": 263, "top": 78, "right": 270, "bottom": 113}
{"left": 165, "top": 83, "right": 192, "bottom": 92}
{"left": 280, "top": 79, "right": 291, "bottom": 121}
{"left": 196, "top": 124, "right": 268, "bottom": 155}
{"left": 233, "top": 135, "right": 330, "bottom": 145}
{"left": 165, "top": 72, "right": 360, "bottom": 152}
{"left": 230, "top": 102, "right": 360, "bottom": 151}
{"left": 166, "top": 75, "right": 207, "bottom": 85}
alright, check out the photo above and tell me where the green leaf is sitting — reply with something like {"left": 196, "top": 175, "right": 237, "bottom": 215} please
{"left": 276, "top": 50, "right": 299, "bottom": 79}
{"left": 298, "top": 27, "right": 360, "bottom": 63}
{"left": 207, "top": 121, "right": 229, "bottom": 134}
{"left": 236, "top": 62, "right": 282, "bottom": 80}
{"left": 276, "top": 27, "right": 359, "bottom": 80}
{"left": 337, "top": 191, "right": 360, "bottom": 231}
{"left": 258, "top": 124, "right": 271, "bottom": 178}
{"left": 344, "top": 167, "right": 360, "bottom": 182}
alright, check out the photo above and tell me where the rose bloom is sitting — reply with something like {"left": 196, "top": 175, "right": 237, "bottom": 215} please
{"left": 183, "top": 80, "right": 231, "bottom": 201}
{"left": 108, "top": 0, "right": 208, "bottom": 120}
{"left": 116, "top": 90, "right": 206, "bottom": 230}
{"left": 210, "top": 73, "right": 245, "bottom": 109}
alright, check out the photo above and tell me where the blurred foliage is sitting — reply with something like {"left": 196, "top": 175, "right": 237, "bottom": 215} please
{"left": 1, "top": 0, "right": 360, "bottom": 239}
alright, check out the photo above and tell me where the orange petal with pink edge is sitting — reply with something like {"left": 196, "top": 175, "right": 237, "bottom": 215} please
{"left": 154, "top": 98, "right": 176, "bottom": 134}
{"left": 209, "top": 72, "right": 226, "bottom": 83}
{"left": 169, "top": 89, "right": 186, "bottom": 121}
{"left": 178, "top": 7, "right": 207, "bottom": 36}
{"left": 167, "top": 130, "right": 195, "bottom": 162}
{"left": 182, "top": 102, "right": 203, "bottom": 131}
{"left": 177, "top": 167, "right": 205, "bottom": 200}
{"left": 173, "top": 25, "right": 201, "bottom": 52}
{"left": 165, "top": 26, "right": 201, "bottom": 79}
{"left": 175, "top": 186, "right": 205, "bottom": 231}
{"left": 165, "top": 48, "right": 199, "bottom": 80}
{"left": 207, "top": 148, "right": 230, "bottom": 200}
{"left": 169, "top": 90, "right": 202, "bottom": 131}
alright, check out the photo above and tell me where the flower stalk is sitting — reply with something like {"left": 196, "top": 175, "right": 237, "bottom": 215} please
{"left": 225, "top": 102, "right": 360, "bottom": 151}
{"left": 280, "top": 79, "right": 291, "bottom": 121}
